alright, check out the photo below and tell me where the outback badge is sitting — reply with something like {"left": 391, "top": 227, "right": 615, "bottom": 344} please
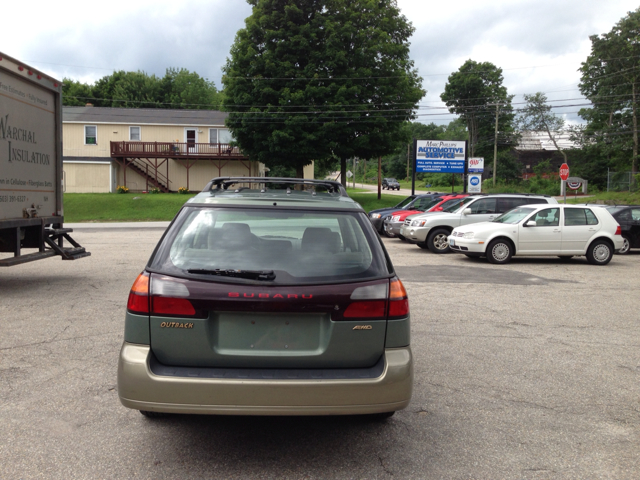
{"left": 352, "top": 325, "right": 373, "bottom": 330}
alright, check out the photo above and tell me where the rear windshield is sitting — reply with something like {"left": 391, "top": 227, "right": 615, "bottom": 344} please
{"left": 149, "top": 207, "right": 389, "bottom": 285}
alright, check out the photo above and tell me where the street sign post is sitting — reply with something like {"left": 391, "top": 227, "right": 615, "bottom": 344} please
{"left": 560, "top": 163, "right": 570, "bottom": 203}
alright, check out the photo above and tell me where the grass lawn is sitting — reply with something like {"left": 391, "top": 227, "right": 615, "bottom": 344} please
{"left": 63, "top": 191, "right": 404, "bottom": 222}
{"left": 63, "top": 193, "right": 196, "bottom": 222}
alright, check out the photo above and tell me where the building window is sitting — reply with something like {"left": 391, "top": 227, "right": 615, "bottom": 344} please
{"left": 130, "top": 126, "right": 141, "bottom": 141}
{"left": 209, "top": 128, "right": 232, "bottom": 144}
{"left": 219, "top": 128, "right": 233, "bottom": 144}
{"left": 85, "top": 125, "right": 97, "bottom": 145}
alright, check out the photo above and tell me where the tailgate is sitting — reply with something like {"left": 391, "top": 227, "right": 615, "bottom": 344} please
{"left": 148, "top": 274, "right": 389, "bottom": 369}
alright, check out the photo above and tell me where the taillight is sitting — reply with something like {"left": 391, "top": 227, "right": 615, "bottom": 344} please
{"left": 615, "top": 226, "right": 621, "bottom": 235}
{"left": 150, "top": 275, "right": 198, "bottom": 317}
{"left": 388, "top": 278, "right": 409, "bottom": 318}
{"left": 152, "top": 297, "right": 196, "bottom": 316}
{"left": 127, "top": 272, "right": 149, "bottom": 314}
{"left": 344, "top": 300, "right": 386, "bottom": 318}
{"left": 340, "top": 279, "right": 409, "bottom": 320}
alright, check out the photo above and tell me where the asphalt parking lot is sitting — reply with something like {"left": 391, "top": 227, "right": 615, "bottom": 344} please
{"left": 1, "top": 227, "right": 639, "bottom": 479}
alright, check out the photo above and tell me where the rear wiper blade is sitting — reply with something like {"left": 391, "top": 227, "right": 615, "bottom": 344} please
{"left": 187, "top": 268, "right": 276, "bottom": 281}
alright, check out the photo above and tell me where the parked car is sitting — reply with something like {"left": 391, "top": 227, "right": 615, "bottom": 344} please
{"left": 368, "top": 193, "right": 448, "bottom": 233}
{"left": 383, "top": 194, "right": 469, "bottom": 239}
{"left": 118, "top": 177, "right": 412, "bottom": 418}
{"left": 603, "top": 205, "right": 640, "bottom": 254}
{"left": 400, "top": 194, "right": 558, "bottom": 253}
{"left": 382, "top": 178, "right": 401, "bottom": 190}
{"left": 448, "top": 204, "right": 624, "bottom": 265}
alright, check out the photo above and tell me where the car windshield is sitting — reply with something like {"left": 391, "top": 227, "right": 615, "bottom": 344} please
{"left": 420, "top": 199, "right": 442, "bottom": 211}
{"left": 150, "top": 207, "right": 387, "bottom": 284}
{"left": 446, "top": 196, "right": 476, "bottom": 213}
{"left": 493, "top": 207, "right": 536, "bottom": 224}
{"left": 435, "top": 198, "right": 461, "bottom": 211}
{"left": 394, "top": 196, "right": 415, "bottom": 208}
{"left": 387, "top": 178, "right": 397, "bottom": 182}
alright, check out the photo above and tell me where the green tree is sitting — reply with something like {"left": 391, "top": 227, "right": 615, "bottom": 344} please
{"left": 518, "top": 92, "right": 568, "bottom": 164}
{"left": 62, "top": 78, "right": 94, "bottom": 106}
{"left": 440, "top": 60, "right": 516, "bottom": 158}
{"left": 579, "top": 7, "right": 640, "bottom": 175}
{"left": 222, "top": 0, "right": 425, "bottom": 180}
{"left": 160, "top": 68, "right": 222, "bottom": 109}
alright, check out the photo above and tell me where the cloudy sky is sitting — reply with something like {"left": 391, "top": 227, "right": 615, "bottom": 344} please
{"left": 1, "top": 0, "right": 637, "bottom": 125}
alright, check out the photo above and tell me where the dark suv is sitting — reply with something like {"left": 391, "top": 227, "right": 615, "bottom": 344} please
{"left": 382, "top": 178, "right": 401, "bottom": 190}
{"left": 118, "top": 177, "right": 412, "bottom": 418}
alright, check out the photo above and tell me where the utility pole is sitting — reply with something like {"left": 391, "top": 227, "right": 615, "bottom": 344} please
{"left": 488, "top": 102, "right": 502, "bottom": 186}
{"left": 406, "top": 143, "right": 410, "bottom": 181}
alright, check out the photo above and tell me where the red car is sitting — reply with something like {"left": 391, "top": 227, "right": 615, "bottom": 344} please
{"left": 383, "top": 194, "right": 469, "bottom": 239}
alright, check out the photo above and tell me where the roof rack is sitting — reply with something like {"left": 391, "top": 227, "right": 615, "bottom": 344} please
{"left": 203, "top": 177, "right": 349, "bottom": 197}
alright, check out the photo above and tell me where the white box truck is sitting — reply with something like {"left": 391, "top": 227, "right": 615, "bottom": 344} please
{"left": 0, "top": 52, "right": 89, "bottom": 266}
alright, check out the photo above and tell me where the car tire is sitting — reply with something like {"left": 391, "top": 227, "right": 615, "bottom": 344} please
{"left": 140, "top": 410, "right": 169, "bottom": 418}
{"left": 586, "top": 239, "right": 613, "bottom": 265}
{"left": 383, "top": 228, "right": 396, "bottom": 238}
{"left": 427, "top": 229, "right": 451, "bottom": 253}
{"left": 486, "top": 239, "right": 513, "bottom": 264}
{"left": 398, "top": 235, "right": 407, "bottom": 242}
{"left": 618, "top": 235, "right": 631, "bottom": 254}
{"left": 558, "top": 256, "right": 573, "bottom": 261}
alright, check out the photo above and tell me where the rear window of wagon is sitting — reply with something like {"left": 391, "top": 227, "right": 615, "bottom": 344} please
{"left": 148, "top": 207, "right": 390, "bottom": 284}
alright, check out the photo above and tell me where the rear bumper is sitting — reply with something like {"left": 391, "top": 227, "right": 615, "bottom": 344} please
{"left": 117, "top": 343, "right": 413, "bottom": 415}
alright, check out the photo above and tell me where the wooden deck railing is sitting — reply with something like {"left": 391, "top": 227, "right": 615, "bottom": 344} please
{"left": 110, "top": 141, "right": 243, "bottom": 157}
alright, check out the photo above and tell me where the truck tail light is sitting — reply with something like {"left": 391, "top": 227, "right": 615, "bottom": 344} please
{"left": 388, "top": 278, "right": 409, "bottom": 318}
{"left": 127, "top": 272, "right": 150, "bottom": 314}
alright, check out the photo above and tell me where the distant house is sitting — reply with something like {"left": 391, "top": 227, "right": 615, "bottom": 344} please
{"left": 62, "top": 106, "right": 314, "bottom": 193}
{"left": 514, "top": 131, "right": 576, "bottom": 179}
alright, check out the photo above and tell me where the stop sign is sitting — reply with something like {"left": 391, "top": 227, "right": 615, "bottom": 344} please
{"left": 559, "top": 163, "right": 570, "bottom": 181}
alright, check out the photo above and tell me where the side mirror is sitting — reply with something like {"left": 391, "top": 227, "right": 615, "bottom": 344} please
{"left": 463, "top": 208, "right": 472, "bottom": 215}
{"left": 526, "top": 221, "right": 536, "bottom": 227}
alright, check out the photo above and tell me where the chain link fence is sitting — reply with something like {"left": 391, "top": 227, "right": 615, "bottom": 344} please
{"left": 607, "top": 171, "right": 638, "bottom": 192}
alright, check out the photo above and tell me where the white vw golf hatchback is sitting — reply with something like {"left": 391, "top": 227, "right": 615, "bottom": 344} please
{"left": 448, "top": 204, "right": 623, "bottom": 265}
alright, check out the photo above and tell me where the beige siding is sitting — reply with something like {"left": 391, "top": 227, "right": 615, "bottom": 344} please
{"left": 63, "top": 123, "right": 226, "bottom": 158}
{"left": 64, "top": 163, "right": 111, "bottom": 193}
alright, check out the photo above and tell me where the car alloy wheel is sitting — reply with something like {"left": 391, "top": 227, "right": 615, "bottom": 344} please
{"left": 587, "top": 240, "right": 612, "bottom": 265}
{"left": 487, "top": 239, "right": 512, "bottom": 264}
{"left": 427, "top": 229, "right": 450, "bottom": 254}
{"left": 618, "top": 235, "right": 631, "bottom": 254}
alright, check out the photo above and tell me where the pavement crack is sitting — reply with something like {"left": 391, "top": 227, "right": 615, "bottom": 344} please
{"left": 377, "top": 455, "right": 393, "bottom": 476}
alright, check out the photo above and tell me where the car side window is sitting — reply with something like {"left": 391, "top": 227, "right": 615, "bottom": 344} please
{"left": 529, "top": 208, "right": 559, "bottom": 226}
{"left": 616, "top": 209, "right": 631, "bottom": 221}
{"left": 631, "top": 208, "right": 640, "bottom": 221}
{"left": 585, "top": 209, "right": 599, "bottom": 225}
{"left": 469, "top": 198, "right": 497, "bottom": 214}
{"left": 564, "top": 208, "right": 596, "bottom": 226}
{"left": 497, "top": 198, "right": 521, "bottom": 212}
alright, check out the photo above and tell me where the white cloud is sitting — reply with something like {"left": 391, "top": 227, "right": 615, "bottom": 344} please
{"left": 1, "top": 0, "right": 637, "bottom": 124}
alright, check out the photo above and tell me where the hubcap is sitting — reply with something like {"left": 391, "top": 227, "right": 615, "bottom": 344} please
{"left": 593, "top": 244, "right": 610, "bottom": 262}
{"left": 620, "top": 238, "right": 630, "bottom": 254}
{"left": 434, "top": 234, "right": 448, "bottom": 250}
{"left": 492, "top": 243, "right": 509, "bottom": 261}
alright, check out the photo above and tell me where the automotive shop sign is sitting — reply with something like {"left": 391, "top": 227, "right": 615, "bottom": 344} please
{"left": 415, "top": 140, "right": 466, "bottom": 173}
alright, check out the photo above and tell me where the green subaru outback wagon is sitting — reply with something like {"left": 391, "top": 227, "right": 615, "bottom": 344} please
{"left": 118, "top": 178, "right": 412, "bottom": 417}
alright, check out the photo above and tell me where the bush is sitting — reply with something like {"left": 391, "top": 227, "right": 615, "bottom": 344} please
{"left": 178, "top": 187, "right": 189, "bottom": 194}
{"left": 149, "top": 187, "right": 161, "bottom": 194}
{"left": 116, "top": 185, "right": 129, "bottom": 194}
